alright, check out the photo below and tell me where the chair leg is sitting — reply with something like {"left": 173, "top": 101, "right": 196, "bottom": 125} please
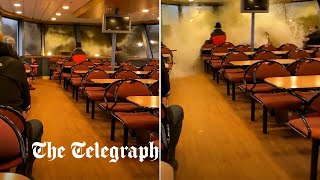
{"left": 66, "top": 80, "right": 69, "bottom": 91}
{"left": 123, "top": 126, "right": 129, "bottom": 147}
{"left": 72, "top": 86, "right": 75, "bottom": 98}
{"left": 263, "top": 106, "right": 268, "bottom": 134}
{"left": 213, "top": 70, "right": 216, "bottom": 80}
{"left": 111, "top": 116, "right": 116, "bottom": 141}
{"left": 59, "top": 74, "right": 62, "bottom": 84}
{"left": 86, "top": 97, "right": 89, "bottom": 113}
{"left": 310, "top": 139, "right": 320, "bottom": 180}
{"left": 251, "top": 97, "right": 255, "bottom": 121}
{"left": 76, "top": 88, "right": 79, "bottom": 101}
{"left": 91, "top": 101, "right": 95, "bottom": 119}
{"left": 204, "top": 61, "right": 207, "bottom": 72}
{"left": 217, "top": 73, "right": 220, "bottom": 84}
{"left": 226, "top": 79, "right": 230, "bottom": 96}
{"left": 232, "top": 82, "right": 236, "bottom": 101}
{"left": 49, "top": 70, "right": 52, "bottom": 80}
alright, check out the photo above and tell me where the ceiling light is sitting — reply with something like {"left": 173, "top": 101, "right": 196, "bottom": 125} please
{"left": 16, "top": 11, "right": 22, "bottom": 14}
{"left": 47, "top": 52, "right": 52, "bottom": 56}
{"left": 142, "top": 9, "right": 149, "bottom": 13}
{"left": 14, "top": 3, "right": 21, "bottom": 7}
{"left": 56, "top": 13, "right": 61, "bottom": 16}
{"left": 62, "top": 6, "right": 69, "bottom": 10}
{"left": 189, "top": 0, "right": 194, "bottom": 1}
{"left": 51, "top": 17, "right": 56, "bottom": 21}
{"left": 95, "top": 54, "right": 100, "bottom": 57}
{"left": 137, "top": 42, "right": 143, "bottom": 47}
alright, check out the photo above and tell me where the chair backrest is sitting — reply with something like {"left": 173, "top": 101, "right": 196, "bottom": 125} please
{"left": 62, "top": 61, "right": 76, "bottom": 68}
{"left": 112, "top": 69, "right": 140, "bottom": 79}
{"left": 254, "top": 60, "right": 290, "bottom": 82}
{"left": 278, "top": 43, "right": 298, "bottom": 51}
{"left": 311, "top": 48, "right": 320, "bottom": 58}
{"left": 149, "top": 81, "right": 159, "bottom": 96}
{"left": 86, "top": 69, "right": 110, "bottom": 80}
{"left": 144, "top": 70, "right": 159, "bottom": 80}
{"left": 221, "top": 51, "right": 249, "bottom": 68}
{"left": 221, "top": 42, "right": 235, "bottom": 49}
{"left": 140, "top": 64, "right": 158, "bottom": 71}
{"left": 201, "top": 43, "right": 215, "bottom": 49}
{"left": 232, "top": 45, "right": 251, "bottom": 52}
{"left": 120, "top": 64, "right": 138, "bottom": 71}
{"left": 81, "top": 61, "right": 95, "bottom": 68}
{"left": 251, "top": 50, "right": 278, "bottom": 60}
{"left": 71, "top": 64, "right": 89, "bottom": 74}
{"left": 257, "top": 44, "right": 278, "bottom": 51}
{"left": 0, "top": 114, "right": 26, "bottom": 170}
{"left": 286, "top": 59, "right": 304, "bottom": 75}
{"left": 295, "top": 58, "right": 320, "bottom": 76}
{"left": 149, "top": 59, "right": 159, "bottom": 66}
{"left": 102, "top": 60, "right": 111, "bottom": 66}
{"left": 90, "top": 58, "right": 102, "bottom": 64}
{"left": 103, "top": 80, "right": 123, "bottom": 102}
{"left": 0, "top": 105, "right": 27, "bottom": 136}
{"left": 114, "top": 79, "right": 152, "bottom": 101}
{"left": 211, "top": 46, "right": 229, "bottom": 54}
{"left": 308, "top": 92, "right": 320, "bottom": 113}
{"left": 95, "top": 64, "right": 111, "bottom": 71}
{"left": 285, "top": 49, "right": 312, "bottom": 59}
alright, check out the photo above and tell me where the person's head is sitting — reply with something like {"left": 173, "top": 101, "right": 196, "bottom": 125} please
{"left": 215, "top": 22, "right": 222, "bottom": 29}
{"left": 4, "top": 36, "right": 15, "bottom": 47}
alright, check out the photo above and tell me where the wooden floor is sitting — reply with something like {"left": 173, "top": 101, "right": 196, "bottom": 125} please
{"left": 27, "top": 79, "right": 158, "bottom": 180}
{"left": 169, "top": 63, "right": 316, "bottom": 180}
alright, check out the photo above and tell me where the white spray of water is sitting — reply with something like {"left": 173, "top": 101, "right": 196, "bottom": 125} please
{"left": 162, "top": 1, "right": 319, "bottom": 77}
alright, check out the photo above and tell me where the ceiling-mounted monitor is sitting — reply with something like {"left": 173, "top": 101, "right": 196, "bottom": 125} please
{"left": 241, "top": 0, "right": 269, "bottom": 13}
{"left": 102, "top": 14, "right": 131, "bottom": 33}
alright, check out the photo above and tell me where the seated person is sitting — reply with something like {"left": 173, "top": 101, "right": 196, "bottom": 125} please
{"left": 210, "top": 22, "right": 226, "bottom": 46}
{"left": 71, "top": 42, "right": 87, "bottom": 64}
{"left": 115, "top": 46, "right": 128, "bottom": 65}
{"left": 161, "top": 57, "right": 184, "bottom": 170}
{"left": 0, "top": 38, "right": 43, "bottom": 179}
{"left": 305, "top": 25, "right": 320, "bottom": 45}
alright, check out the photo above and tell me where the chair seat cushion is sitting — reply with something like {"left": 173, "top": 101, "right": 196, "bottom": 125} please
{"left": 289, "top": 116, "right": 320, "bottom": 139}
{"left": 70, "top": 78, "right": 82, "bottom": 86}
{"left": 225, "top": 72, "right": 245, "bottom": 83}
{"left": 239, "top": 83, "right": 276, "bottom": 93}
{"left": 294, "top": 91, "right": 316, "bottom": 101}
{"left": 114, "top": 112, "right": 159, "bottom": 129}
{"left": 0, "top": 156, "right": 22, "bottom": 170}
{"left": 253, "top": 92, "right": 302, "bottom": 109}
{"left": 100, "top": 102, "right": 140, "bottom": 112}
{"left": 80, "top": 87, "right": 105, "bottom": 91}
{"left": 85, "top": 90, "right": 105, "bottom": 101}
{"left": 210, "top": 62, "right": 221, "bottom": 70}
{"left": 224, "top": 69, "right": 245, "bottom": 74}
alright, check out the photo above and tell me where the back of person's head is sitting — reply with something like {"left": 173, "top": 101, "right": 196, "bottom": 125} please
{"left": 0, "top": 41, "right": 15, "bottom": 58}
{"left": 4, "top": 36, "right": 15, "bottom": 47}
{"left": 215, "top": 22, "right": 221, "bottom": 29}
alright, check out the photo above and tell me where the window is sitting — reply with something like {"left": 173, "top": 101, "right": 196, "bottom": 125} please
{"left": 44, "top": 25, "right": 76, "bottom": 55}
{"left": 146, "top": 25, "right": 159, "bottom": 58}
{"left": 24, "top": 22, "right": 42, "bottom": 55}
{"left": 1, "top": 17, "right": 18, "bottom": 50}
{"left": 79, "top": 26, "right": 112, "bottom": 57}
{"left": 117, "top": 26, "right": 147, "bottom": 57}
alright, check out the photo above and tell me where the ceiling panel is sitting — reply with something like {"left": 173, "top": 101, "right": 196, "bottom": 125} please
{"left": 0, "top": 0, "right": 159, "bottom": 24}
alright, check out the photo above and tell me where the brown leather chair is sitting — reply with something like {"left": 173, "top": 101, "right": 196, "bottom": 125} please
{"left": 144, "top": 70, "right": 159, "bottom": 80}
{"left": 232, "top": 45, "right": 251, "bottom": 52}
{"left": 278, "top": 43, "right": 298, "bottom": 51}
{"left": 221, "top": 42, "right": 235, "bottom": 49}
{"left": 94, "top": 64, "right": 111, "bottom": 71}
{"left": 287, "top": 92, "right": 320, "bottom": 180}
{"left": 89, "top": 58, "right": 102, "bottom": 65}
{"left": 0, "top": 114, "right": 26, "bottom": 172}
{"left": 311, "top": 48, "right": 320, "bottom": 58}
{"left": 60, "top": 61, "right": 76, "bottom": 84}
{"left": 111, "top": 69, "right": 140, "bottom": 79}
{"left": 295, "top": 58, "right": 320, "bottom": 76}
{"left": 149, "top": 81, "right": 159, "bottom": 96}
{"left": 139, "top": 64, "right": 158, "bottom": 71}
{"left": 207, "top": 46, "right": 229, "bottom": 74}
{"left": 284, "top": 49, "right": 312, "bottom": 59}
{"left": 251, "top": 50, "right": 278, "bottom": 60}
{"left": 257, "top": 44, "right": 278, "bottom": 51}
{"left": 119, "top": 64, "right": 138, "bottom": 71}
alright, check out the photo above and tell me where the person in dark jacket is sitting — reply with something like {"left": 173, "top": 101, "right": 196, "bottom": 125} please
{"left": 0, "top": 40, "right": 43, "bottom": 179}
{"left": 305, "top": 25, "right": 320, "bottom": 45}
{"left": 161, "top": 56, "right": 184, "bottom": 170}
{"left": 210, "top": 22, "right": 226, "bottom": 46}
{"left": 70, "top": 42, "right": 87, "bottom": 64}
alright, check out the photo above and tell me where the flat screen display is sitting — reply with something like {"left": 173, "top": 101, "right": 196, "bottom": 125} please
{"left": 102, "top": 15, "right": 131, "bottom": 33}
{"left": 241, "top": 0, "right": 269, "bottom": 13}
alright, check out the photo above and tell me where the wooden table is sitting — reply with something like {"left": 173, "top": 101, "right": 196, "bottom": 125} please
{"left": 161, "top": 162, "right": 174, "bottom": 180}
{"left": 265, "top": 75, "right": 320, "bottom": 90}
{"left": 0, "top": 173, "right": 30, "bottom": 180}
{"left": 126, "top": 96, "right": 159, "bottom": 109}
{"left": 212, "top": 50, "right": 313, "bottom": 57}
{"left": 74, "top": 70, "right": 149, "bottom": 75}
{"left": 90, "top": 79, "right": 157, "bottom": 85}
{"left": 162, "top": 54, "right": 171, "bottom": 58}
{"left": 230, "top": 59, "right": 296, "bottom": 66}
{"left": 307, "top": 45, "right": 320, "bottom": 48}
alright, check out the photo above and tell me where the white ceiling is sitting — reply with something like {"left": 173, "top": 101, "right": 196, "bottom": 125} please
{"left": 0, "top": 0, "right": 159, "bottom": 24}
